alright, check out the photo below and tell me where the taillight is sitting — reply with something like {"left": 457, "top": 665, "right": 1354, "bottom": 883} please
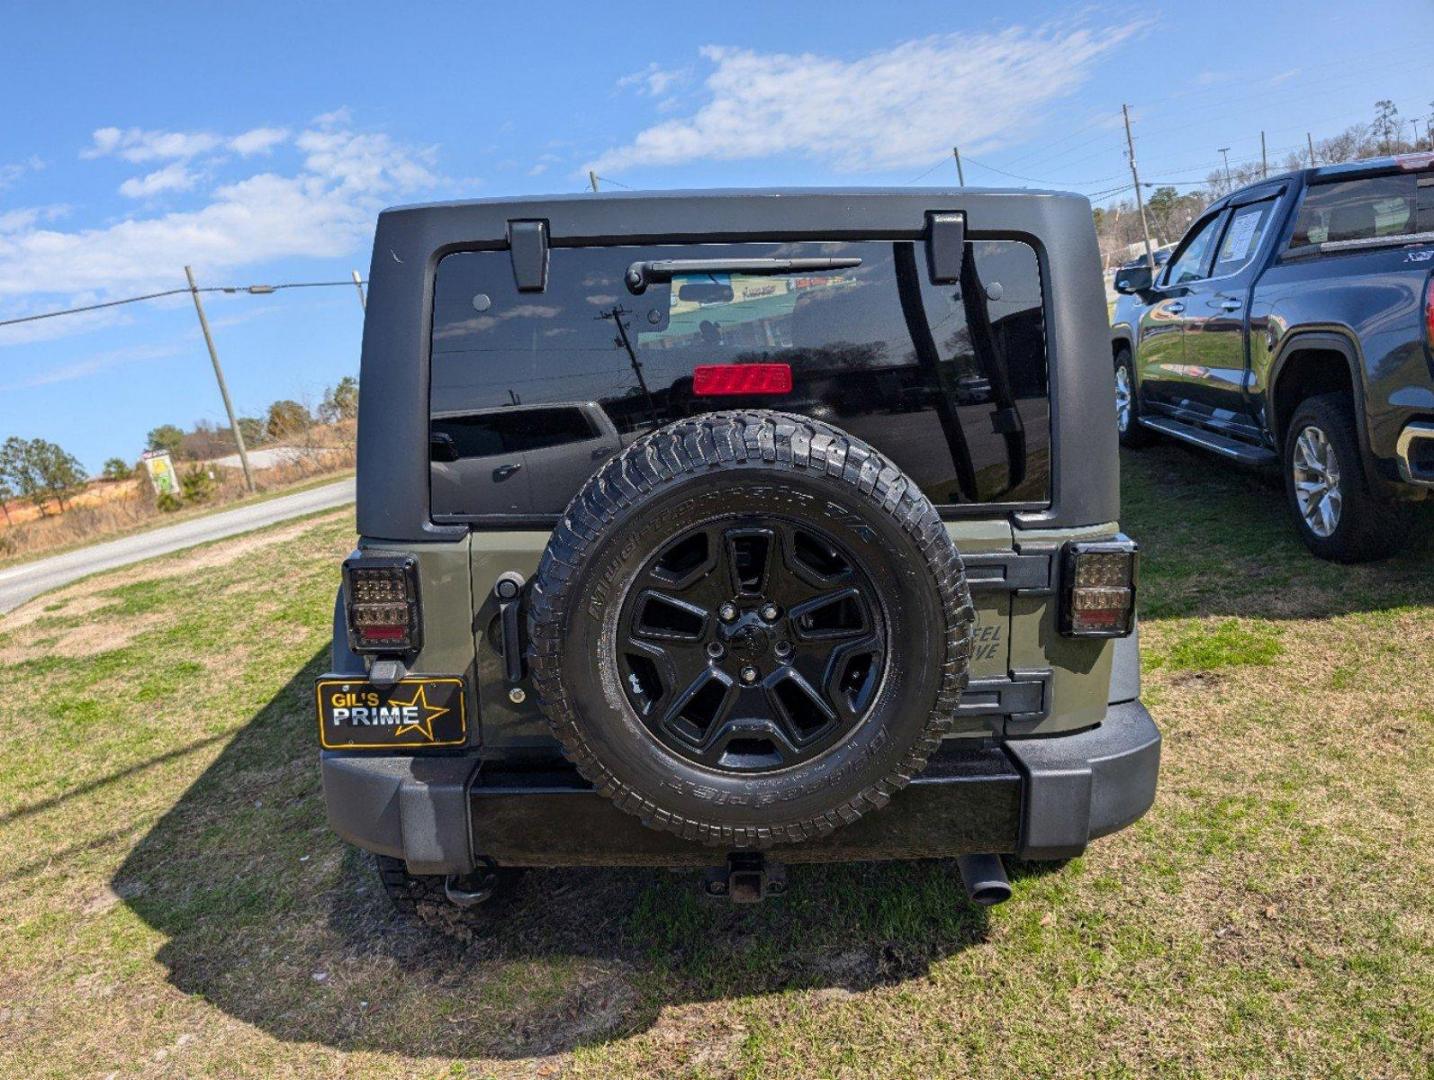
{"left": 1060, "top": 540, "right": 1138, "bottom": 638}
{"left": 1424, "top": 276, "right": 1434, "bottom": 357}
{"left": 343, "top": 554, "right": 422, "bottom": 653}
{"left": 693, "top": 363, "right": 793, "bottom": 396}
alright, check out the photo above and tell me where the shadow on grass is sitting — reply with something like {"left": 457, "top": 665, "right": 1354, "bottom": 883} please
{"left": 1121, "top": 442, "right": 1434, "bottom": 622}
{"left": 116, "top": 651, "right": 1006, "bottom": 1060}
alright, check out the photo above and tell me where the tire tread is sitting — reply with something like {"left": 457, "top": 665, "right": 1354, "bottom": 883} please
{"left": 527, "top": 410, "right": 974, "bottom": 848}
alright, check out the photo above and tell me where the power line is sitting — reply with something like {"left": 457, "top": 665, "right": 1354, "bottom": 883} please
{"left": 0, "top": 279, "right": 368, "bottom": 329}
{"left": 906, "top": 156, "right": 951, "bottom": 184}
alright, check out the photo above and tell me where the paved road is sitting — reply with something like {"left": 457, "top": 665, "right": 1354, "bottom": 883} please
{"left": 0, "top": 478, "right": 355, "bottom": 615}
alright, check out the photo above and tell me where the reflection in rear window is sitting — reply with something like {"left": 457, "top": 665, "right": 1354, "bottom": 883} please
{"left": 1290, "top": 175, "right": 1417, "bottom": 248}
{"left": 430, "top": 240, "right": 1050, "bottom": 519}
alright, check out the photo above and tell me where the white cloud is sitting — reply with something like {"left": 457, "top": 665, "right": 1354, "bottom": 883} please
{"left": 0, "top": 205, "right": 67, "bottom": 233}
{"left": 0, "top": 340, "right": 183, "bottom": 392}
{"left": 586, "top": 21, "right": 1142, "bottom": 175}
{"left": 84, "top": 127, "right": 224, "bottom": 163}
{"left": 0, "top": 155, "right": 45, "bottom": 191}
{"left": 0, "top": 115, "right": 442, "bottom": 342}
{"left": 83, "top": 125, "right": 294, "bottom": 163}
{"left": 118, "top": 162, "right": 199, "bottom": 198}
{"left": 617, "top": 63, "right": 689, "bottom": 98}
{"left": 230, "top": 127, "right": 290, "bottom": 155}
{"left": 527, "top": 152, "right": 562, "bottom": 177}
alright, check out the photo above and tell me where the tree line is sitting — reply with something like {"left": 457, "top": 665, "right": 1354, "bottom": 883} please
{"left": 0, "top": 437, "right": 87, "bottom": 522}
{"left": 142, "top": 376, "right": 358, "bottom": 462}
{"left": 1094, "top": 99, "right": 1434, "bottom": 263}
{"left": 1, "top": 376, "right": 358, "bottom": 521}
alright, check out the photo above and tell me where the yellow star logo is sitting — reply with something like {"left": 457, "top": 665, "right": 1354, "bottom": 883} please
{"left": 390, "top": 684, "right": 450, "bottom": 743}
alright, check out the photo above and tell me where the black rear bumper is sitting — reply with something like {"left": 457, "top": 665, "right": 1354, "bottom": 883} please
{"left": 320, "top": 700, "right": 1159, "bottom": 875}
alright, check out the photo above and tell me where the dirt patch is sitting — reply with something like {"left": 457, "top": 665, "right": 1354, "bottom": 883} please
{"left": 1, "top": 594, "right": 111, "bottom": 634}
{"left": 7, "top": 612, "right": 166, "bottom": 663}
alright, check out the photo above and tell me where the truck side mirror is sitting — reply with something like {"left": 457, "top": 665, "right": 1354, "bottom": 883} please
{"left": 1114, "top": 265, "right": 1154, "bottom": 294}
{"left": 429, "top": 431, "right": 459, "bottom": 463}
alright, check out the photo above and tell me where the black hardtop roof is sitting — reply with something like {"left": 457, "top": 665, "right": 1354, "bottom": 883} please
{"left": 381, "top": 185, "right": 1083, "bottom": 221}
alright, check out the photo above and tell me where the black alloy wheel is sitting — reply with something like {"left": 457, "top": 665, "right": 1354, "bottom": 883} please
{"left": 618, "top": 517, "right": 887, "bottom": 773}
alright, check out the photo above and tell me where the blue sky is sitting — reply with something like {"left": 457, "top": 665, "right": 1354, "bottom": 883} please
{"left": 1, "top": 0, "right": 1431, "bottom": 471}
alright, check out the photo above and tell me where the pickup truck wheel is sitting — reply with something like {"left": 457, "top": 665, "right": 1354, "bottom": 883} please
{"left": 1283, "top": 394, "right": 1408, "bottom": 562}
{"left": 1114, "top": 350, "right": 1151, "bottom": 448}
{"left": 527, "top": 411, "right": 974, "bottom": 848}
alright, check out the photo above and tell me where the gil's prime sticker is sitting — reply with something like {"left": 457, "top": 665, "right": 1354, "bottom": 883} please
{"left": 315, "top": 676, "right": 467, "bottom": 749}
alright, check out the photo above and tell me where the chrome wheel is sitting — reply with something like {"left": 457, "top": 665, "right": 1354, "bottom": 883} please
{"left": 1115, "top": 364, "right": 1133, "bottom": 433}
{"left": 1292, "top": 425, "right": 1342, "bottom": 538}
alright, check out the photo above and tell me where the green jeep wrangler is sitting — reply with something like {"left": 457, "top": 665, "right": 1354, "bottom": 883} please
{"left": 319, "top": 188, "right": 1159, "bottom": 917}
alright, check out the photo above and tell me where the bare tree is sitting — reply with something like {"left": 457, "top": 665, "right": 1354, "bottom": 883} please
{"left": 1374, "top": 100, "right": 1401, "bottom": 154}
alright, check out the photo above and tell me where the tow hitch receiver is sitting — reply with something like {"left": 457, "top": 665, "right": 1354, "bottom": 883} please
{"left": 704, "top": 853, "right": 786, "bottom": 903}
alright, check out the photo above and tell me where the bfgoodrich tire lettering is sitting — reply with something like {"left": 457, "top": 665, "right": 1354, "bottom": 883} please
{"left": 526, "top": 411, "right": 974, "bottom": 848}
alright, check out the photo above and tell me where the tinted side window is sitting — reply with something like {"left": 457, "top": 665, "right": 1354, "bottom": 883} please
{"left": 1290, "top": 175, "right": 1415, "bottom": 248}
{"left": 432, "top": 413, "right": 505, "bottom": 458}
{"left": 508, "top": 407, "right": 597, "bottom": 452}
{"left": 1165, "top": 213, "right": 1225, "bottom": 285}
{"left": 1210, "top": 199, "right": 1276, "bottom": 277}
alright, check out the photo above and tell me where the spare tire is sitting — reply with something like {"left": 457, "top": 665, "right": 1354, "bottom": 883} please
{"left": 527, "top": 411, "right": 973, "bottom": 847}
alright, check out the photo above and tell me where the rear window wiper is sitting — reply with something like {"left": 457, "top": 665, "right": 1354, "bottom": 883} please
{"left": 625, "top": 257, "right": 861, "bottom": 294}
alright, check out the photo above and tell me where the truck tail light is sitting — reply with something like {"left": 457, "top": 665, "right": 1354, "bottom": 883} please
{"left": 1424, "top": 276, "right": 1434, "bottom": 356}
{"left": 1061, "top": 540, "right": 1138, "bottom": 638}
{"left": 343, "top": 554, "right": 422, "bottom": 653}
{"left": 693, "top": 363, "right": 793, "bottom": 396}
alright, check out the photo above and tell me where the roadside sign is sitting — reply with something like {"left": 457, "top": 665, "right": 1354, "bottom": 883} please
{"left": 141, "top": 450, "right": 180, "bottom": 498}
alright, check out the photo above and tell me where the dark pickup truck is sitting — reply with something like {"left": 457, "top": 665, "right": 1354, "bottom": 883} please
{"left": 1111, "top": 154, "right": 1434, "bottom": 561}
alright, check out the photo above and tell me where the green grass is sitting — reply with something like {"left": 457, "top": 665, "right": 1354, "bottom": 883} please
{"left": 1154, "top": 618, "right": 1285, "bottom": 671}
{"left": 0, "top": 444, "right": 1430, "bottom": 1078}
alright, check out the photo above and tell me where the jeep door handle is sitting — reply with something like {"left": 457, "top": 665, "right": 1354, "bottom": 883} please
{"left": 1165, "top": 302, "right": 1185, "bottom": 314}
{"left": 493, "top": 463, "right": 523, "bottom": 481}
{"left": 1219, "top": 298, "right": 1242, "bottom": 311}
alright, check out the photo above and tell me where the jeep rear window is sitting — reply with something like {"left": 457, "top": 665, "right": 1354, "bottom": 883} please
{"left": 430, "top": 239, "right": 1050, "bottom": 520}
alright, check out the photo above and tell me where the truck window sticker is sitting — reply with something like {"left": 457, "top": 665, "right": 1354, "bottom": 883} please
{"left": 1212, "top": 202, "right": 1272, "bottom": 276}
{"left": 1223, "top": 209, "right": 1261, "bottom": 261}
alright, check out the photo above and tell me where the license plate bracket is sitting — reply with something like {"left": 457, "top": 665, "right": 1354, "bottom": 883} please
{"left": 315, "top": 675, "right": 467, "bottom": 749}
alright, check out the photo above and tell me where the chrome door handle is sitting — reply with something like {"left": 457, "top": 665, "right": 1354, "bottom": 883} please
{"left": 1166, "top": 302, "right": 1185, "bottom": 314}
{"left": 1220, "top": 298, "right": 1242, "bottom": 311}
{"left": 493, "top": 463, "right": 523, "bottom": 480}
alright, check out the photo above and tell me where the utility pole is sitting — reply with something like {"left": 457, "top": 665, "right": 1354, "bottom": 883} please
{"left": 1122, "top": 104, "right": 1156, "bottom": 275}
{"left": 952, "top": 146, "right": 966, "bottom": 186}
{"left": 1307, "top": 132, "right": 1317, "bottom": 167}
{"left": 1260, "top": 132, "right": 1268, "bottom": 178}
{"left": 598, "top": 306, "right": 658, "bottom": 423}
{"left": 588, "top": 170, "right": 600, "bottom": 193}
{"left": 1413, "top": 119, "right": 1423, "bottom": 150}
{"left": 351, "top": 269, "right": 366, "bottom": 311}
{"left": 184, "top": 266, "right": 255, "bottom": 493}
{"left": 1218, "top": 147, "right": 1233, "bottom": 192}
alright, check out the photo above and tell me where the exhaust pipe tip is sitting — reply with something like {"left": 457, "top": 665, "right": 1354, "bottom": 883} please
{"left": 956, "top": 853, "right": 1012, "bottom": 907}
